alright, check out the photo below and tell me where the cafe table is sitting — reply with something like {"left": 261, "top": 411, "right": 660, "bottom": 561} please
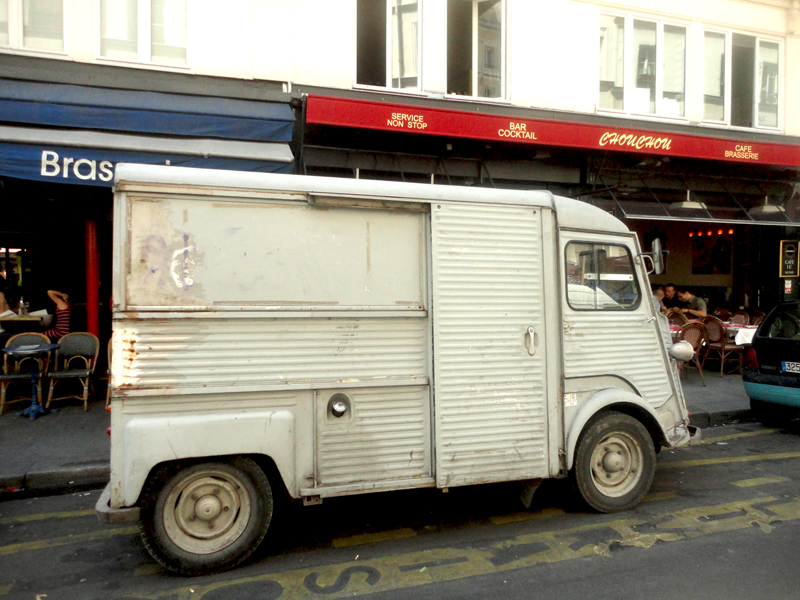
{"left": 0, "top": 315, "right": 44, "bottom": 335}
{"left": 1, "top": 342, "right": 60, "bottom": 420}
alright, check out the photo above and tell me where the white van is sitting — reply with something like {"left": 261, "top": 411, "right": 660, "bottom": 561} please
{"left": 97, "top": 164, "right": 696, "bottom": 575}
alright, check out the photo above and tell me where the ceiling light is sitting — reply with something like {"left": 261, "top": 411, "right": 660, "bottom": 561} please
{"left": 749, "top": 196, "right": 785, "bottom": 216}
{"left": 669, "top": 190, "right": 707, "bottom": 211}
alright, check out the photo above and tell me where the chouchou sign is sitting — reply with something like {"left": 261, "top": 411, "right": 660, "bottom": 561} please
{"left": 306, "top": 95, "right": 800, "bottom": 168}
{"left": 598, "top": 132, "right": 672, "bottom": 151}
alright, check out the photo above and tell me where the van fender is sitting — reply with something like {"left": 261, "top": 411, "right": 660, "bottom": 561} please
{"left": 115, "top": 410, "right": 295, "bottom": 508}
{"left": 565, "top": 389, "right": 666, "bottom": 471}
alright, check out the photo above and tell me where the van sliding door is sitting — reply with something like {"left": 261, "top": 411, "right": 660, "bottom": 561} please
{"left": 431, "top": 202, "right": 551, "bottom": 488}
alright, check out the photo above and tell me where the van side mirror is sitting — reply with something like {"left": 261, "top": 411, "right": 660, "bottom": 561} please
{"left": 668, "top": 340, "right": 694, "bottom": 362}
{"left": 651, "top": 239, "right": 665, "bottom": 274}
{"left": 641, "top": 238, "right": 668, "bottom": 275}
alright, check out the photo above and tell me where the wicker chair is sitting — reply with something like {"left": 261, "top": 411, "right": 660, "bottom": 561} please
{"left": 668, "top": 311, "right": 689, "bottom": 327}
{"left": 712, "top": 308, "right": 731, "bottom": 321}
{"left": 0, "top": 332, "right": 52, "bottom": 414}
{"left": 702, "top": 315, "right": 744, "bottom": 376}
{"left": 679, "top": 322, "right": 708, "bottom": 386}
{"left": 750, "top": 314, "right": 765, "bottom": 327}
{"left": 730, "top": 311, "right": 750, "bottom": 326}
{"left": 46, "top": 332, "right": 100, "bottom": 411}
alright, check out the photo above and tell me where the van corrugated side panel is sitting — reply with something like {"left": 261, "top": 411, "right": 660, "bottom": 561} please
{"left": 562, "top": 313, "right": 671, "bottom": 406}
{"left": 116, "top": 317, "right": 428, "bottom": 390}
{"left": 431, "top": 203, "right": 549, "bottom": 488}
{"left": 315, "top": 385, "right": 431, "bottom": 487}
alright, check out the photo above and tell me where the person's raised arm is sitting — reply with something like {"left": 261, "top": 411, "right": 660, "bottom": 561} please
{"left": 47, "top": 290, "right": 69, "bottom": 311}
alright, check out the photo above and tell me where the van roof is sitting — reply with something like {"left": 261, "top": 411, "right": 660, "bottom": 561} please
{"left": 114, "top": 163, "right": 628, "bottom": 234}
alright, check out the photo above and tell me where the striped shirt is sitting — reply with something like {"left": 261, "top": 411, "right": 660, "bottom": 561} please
{"left": 42, "top": 305, "right": 71, "bottom": 340}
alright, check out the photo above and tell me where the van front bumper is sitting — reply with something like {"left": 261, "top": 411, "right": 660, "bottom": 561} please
{"left": 95, "top": 483, "right": 139, "bottom": 525}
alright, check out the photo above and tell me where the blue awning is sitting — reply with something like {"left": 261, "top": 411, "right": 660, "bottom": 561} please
{"left": 0, "top": 79, "right": 294, "bottom": 142}
{"left": 0, "top": 138, "right": 292, "bottom": 187}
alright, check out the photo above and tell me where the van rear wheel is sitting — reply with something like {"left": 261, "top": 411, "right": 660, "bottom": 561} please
{"left": 571, "top": 412, "right": 655, "bottom": 513}
{"left": 139, "top": 457, "right": 273, "bottom": 575}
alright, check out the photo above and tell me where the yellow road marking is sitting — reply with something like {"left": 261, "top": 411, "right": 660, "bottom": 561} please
{"left": 124, "top": 496, "right": 800, "bottom": 600}
{"left": 701, "top": 428, "right": 779, "bottom": 444}
{"left": 0, "top": 526, "right": 137, "bottom": 557}
{"left": 641, "top": 490, "right": 681, "bottom": 503}
{"left": 135, "top": 564, "right": 165, "bottom": 577}
{"left": 0, "top": 509, "right": 95, "bottom": 525}
{"left": 332, "top": 528, "right": 417, "bottom": 549}
{"left": 662, "top": 450, "right": 800, "bottom": 469}
{"left": 489, "top": 508, "right": 566, "bottom": 525}
{"left": 490, "top": 507, "right": 565, "bottom": 526}
{"left": 732, "top": 476, "right": 790, "bottom": 488}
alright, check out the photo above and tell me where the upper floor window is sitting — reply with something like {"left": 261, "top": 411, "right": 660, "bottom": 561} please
{"left": 447, "top": 0, "right": 504, "bottom": 98}
{"left": 599, "top": 14, "right": 686, "bottom": 119}
{"left": 0, "top": 0, "right": 64, "bottom": 51}
{"left": 704, "top": 31, "right": 779, "bottom": 128}
{"left": 100, "top": 0, "right": 186, "bottom": 66}
{"left": 356, "top": 0, "right": 420, "bottom": 89}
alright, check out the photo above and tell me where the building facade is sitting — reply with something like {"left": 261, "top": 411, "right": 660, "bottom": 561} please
{"left": 1, "top": 0, "right": 799, "bottom": 328}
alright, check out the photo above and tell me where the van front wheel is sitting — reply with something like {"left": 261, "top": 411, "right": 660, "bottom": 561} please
{"left": 140, "top": 457, "right": 273, "bottom": 575}
{"left": 571, "top": 413, "right": 655, "bottom": 513}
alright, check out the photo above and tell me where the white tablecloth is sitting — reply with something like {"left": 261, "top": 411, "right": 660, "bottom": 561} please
{"left": 735, "top": 328, "right": 757, "bottom": 346}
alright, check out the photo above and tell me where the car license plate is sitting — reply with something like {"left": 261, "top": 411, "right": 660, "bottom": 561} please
{"left": 782, "top": 361, "right": 800, "bottom": 373}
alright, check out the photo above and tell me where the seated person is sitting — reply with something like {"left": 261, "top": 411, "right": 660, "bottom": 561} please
{"left": 42, "top": 290, "right": 71, "bottom": 340}
{"left": 662, "top": 283, "right": 686, "bottom": 310}
{"left": 677, "top": 287, "right": 707, "bottom": 319}
{"left": 653, "top": 288, "right": 666, "bottom": 312}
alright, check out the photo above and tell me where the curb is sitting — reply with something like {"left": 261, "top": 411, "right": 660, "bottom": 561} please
{"left": 1, "top": 460, "right": 109, "bottom": 496}
{"left": 689, "top": 408, "right": 754, "bottom": 428}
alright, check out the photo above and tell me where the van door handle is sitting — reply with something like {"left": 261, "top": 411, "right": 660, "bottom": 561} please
{"left": 524, "top": 326, "right": 536, "bottom": 356}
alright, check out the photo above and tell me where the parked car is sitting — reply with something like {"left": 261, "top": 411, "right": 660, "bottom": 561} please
{"left": 743, "top": 301, "right": 800, "bottom": 424}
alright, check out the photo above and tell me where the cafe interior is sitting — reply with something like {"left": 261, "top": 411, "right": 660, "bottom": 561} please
{"left": 0, "top": 176, "right": 112, "bottom": 331}
{"left": 0, "top": 175, "right": 111, "bottom": 413}
{"left": 582, "top": 153, "right": 800, "bottom": 315}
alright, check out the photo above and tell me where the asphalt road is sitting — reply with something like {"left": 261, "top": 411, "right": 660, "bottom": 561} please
{"left": 2, "top": 420, "right": 800, "bottom": 600}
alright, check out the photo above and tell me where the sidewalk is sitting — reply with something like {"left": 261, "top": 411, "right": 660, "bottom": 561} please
{"left": 0, "top": 401, "right": 110, "bottom": 495}
{"left": 0, "top": 374, "right": 754, "bottom": 497}
{"left": 680, "top": 370, "right": 752, "bottom": 427}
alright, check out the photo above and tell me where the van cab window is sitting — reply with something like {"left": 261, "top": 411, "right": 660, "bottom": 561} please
{"left": 565, "top": 242, "right": 640, "bottom": 310}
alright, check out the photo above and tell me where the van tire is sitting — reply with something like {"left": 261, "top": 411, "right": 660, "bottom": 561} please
{"left": 571, "top": 412, "right": 655, "bottom": 513}
{"left": 139, "top": 457, "right": 273, "bottom": 575}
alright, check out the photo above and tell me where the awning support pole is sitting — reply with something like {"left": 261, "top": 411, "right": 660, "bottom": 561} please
{"left": 85, "top": 219, "right": 99, "bottom": 337}
{"left": 720, "top": 181, "right": 757, "bottom": 222}
{"left": 635, "top": 171, "right": 671, "bottom": 217}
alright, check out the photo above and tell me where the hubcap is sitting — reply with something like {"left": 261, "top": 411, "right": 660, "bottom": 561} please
{"left": 589, "top": 433, "right": 643, "bottom": 498}
{"left": 602, "top": 451, "right": 624, "bottom": 473}
{"left": 161, "top": 469, "right": 251, "bottom": 554}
